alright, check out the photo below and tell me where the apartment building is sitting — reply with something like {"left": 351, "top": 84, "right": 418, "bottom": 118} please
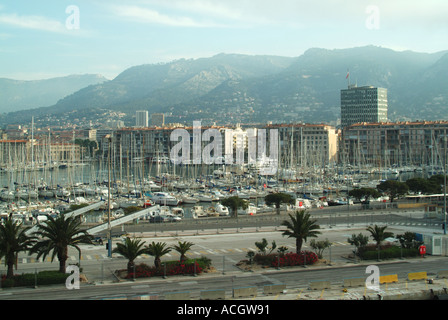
{"left": 263, "top": 123, "right": 338, "bottom": 167}
{"left": 341, "top": 121, "right": 448, "bottom": 167}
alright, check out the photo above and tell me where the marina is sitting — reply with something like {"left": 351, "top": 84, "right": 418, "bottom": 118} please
{"left": 0, "top": 157, "right": 432, "bottom": 228}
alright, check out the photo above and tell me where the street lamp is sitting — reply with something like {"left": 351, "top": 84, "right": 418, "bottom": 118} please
{"left": 444, "top": 137, "right": 447, "bottom": 235}
{"left": 106, "top": 134, "right": 112, "bottom": 257}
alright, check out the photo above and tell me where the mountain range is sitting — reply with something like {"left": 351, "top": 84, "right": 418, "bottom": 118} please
{"left": 0, "top": 74, "right": 108, "bottom": 114}
{"left": 1, "top": 46, "right": 447, "bottom": 127}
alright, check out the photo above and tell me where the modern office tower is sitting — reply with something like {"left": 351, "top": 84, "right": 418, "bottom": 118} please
{"left": 151, "top": 113, "right": 165, "bottom": 127}
{"left": 340, "top": 85, "right": 388, "bottom": 128}
{"left": 135, "top": 110, "right": 149, "bottom": 127}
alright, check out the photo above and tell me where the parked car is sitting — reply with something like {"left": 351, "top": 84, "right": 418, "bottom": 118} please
{"left": 164, "top": 215, "right": 182, "bottom": 222}
{"left": 149, "top": 216, "right": 166, "bottom": 223}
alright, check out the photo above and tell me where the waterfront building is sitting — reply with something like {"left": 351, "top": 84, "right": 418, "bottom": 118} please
{"left": 341, "top": 121, "right": 448, "bottom": 169}
{"left": 0, "top": 139, "right": 82, "bottom": 169}
{"left": 0, "top": 140, "right": 29, "bottom": 169}
{"left": 263, "top": 123, "right": 338, "bottom": 167}
{"left": 47, "top": 143, "right": 82, "bottom": 163}
{"left": 106, "top": 123, "right": 338, "bottom": 172}
{"left": 341, "top": 85, "right": 388, "bottom": 128}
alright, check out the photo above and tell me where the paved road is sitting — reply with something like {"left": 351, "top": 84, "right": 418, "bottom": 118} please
{"left": 1, "top": 206, "right": 447, "bottom": 301}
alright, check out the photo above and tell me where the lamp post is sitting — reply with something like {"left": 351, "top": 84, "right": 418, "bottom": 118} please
{"left": 107, "top": 134, "right": 112, "bottom": 257}
{"left": 444, "top": 137, "right": 447, "bottom": 235}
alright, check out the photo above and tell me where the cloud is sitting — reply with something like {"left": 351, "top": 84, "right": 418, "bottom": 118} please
{"left": 109, "top": 4, "right": 227, "bottom": 28}
{"left": 145, "top": 0, "right": 245, "bottom": 22}
{"left": 0, "top": 12, "right": 67, "bottom": 33}
{"left": 124, "top": 0, "right": 369, "bottom": 29}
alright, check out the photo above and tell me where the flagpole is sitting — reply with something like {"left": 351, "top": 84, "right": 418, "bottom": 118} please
{"left": 346, "top": 69, "right": 350, "bottom": 87}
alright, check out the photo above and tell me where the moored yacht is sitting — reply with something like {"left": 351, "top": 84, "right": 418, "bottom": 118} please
{"left": 147, "top": 192, "right": 180, "bottom": 206}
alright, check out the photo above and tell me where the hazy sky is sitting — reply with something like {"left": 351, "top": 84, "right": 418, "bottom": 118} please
{"left": 1, "top": 0, "right": 447, "bottom": 80}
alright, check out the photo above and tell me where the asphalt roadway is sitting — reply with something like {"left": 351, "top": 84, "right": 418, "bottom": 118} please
{"left": 2, "top": 205, "right": 448, "bottom": 304}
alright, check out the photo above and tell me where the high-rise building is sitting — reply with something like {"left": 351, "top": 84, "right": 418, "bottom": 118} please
{"left": 151, "top": 113, "right": 165, "bottom": 127}
{"left": 340, "top": 85, "right": 388, "bottom": 128}
{"left": 135, "top": 111, "right": 149, "bottom": 127}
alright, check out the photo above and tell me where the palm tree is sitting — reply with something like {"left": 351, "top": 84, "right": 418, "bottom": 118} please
{"left": 281, "top": 210, "right": 321, "bottom": 253}
{"left": 113, "top": 237, "right": 148, "bottom": 273}
{"left": 366, "top": 225, "right": 394, "bottom": 247}
{"left": 30, "top": 214, "right": 93, "bottom": 273}
{"left": 0, "top": 219, "right": 37, "bottom": 278}
{"left": 172, "top": 241, "right": 194, "bottom": 263}
{"left": 146, "top": 241, "right": 172, "bottom": 268}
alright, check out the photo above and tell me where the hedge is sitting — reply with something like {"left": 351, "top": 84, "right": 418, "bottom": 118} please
{"left": 125, "top": 256, "right": 212, "bottom": 279}
{"left": 253, "top": 251, "right": 319, "bottom": 268}
{"left": 1, "top": 270, "right": 68, "bottom": 288}
{"left": 358, "top": 245, "right": 420, "bottom": 260}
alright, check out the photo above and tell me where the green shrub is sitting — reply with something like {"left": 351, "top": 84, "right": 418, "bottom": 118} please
{"left": 1, "top": 270, "right": 68, "bottom": 288}
{"left": 1, "top": 278, "right": 15, "bottom": 288}
{"left": 253, "top": 253, "right": 277, "bottom": 266}
{"left": 126, "top": 261, "right": 203, "bottom": 279}
{"left": 162, "top": 256, "right": 211, "bottom": 270}
{"left": 358, "top": 245, "right": 419, "bottom": 260}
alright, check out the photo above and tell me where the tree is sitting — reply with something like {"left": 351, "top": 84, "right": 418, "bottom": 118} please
{"left": 366, "top": 225, "right": 394, "bottom": 247}
{"left": 264, "top": 193, "right": 294, "bottom": 215}
{"left": 30, "top": 214, "right": 93, "bottom": 273}
{"left": 112, "top": 237, "right": 147, "bottom": 273}
{"left": 349, "top": 188, "right": 382, "bottom": 203}
{"left": 281, "top": 210, "right": 321, "bottom": 253}
{"left": 172, "top": 241, "right": 194, "bottom": 263}
{"left": 0, "top": 219, "right": 37, "bottom": 278}
{"left": 309, "top": 239, "right": 332, "bottom": 259}
{"left": 428, "top": 174, "right": 446, "bottom": 188}
{"left": 254, "top": 238, "right": 277, "bottom": 255}
{"left": 220, "top": 196, "right": 248, "bottom": 218}
{"left": 406, "top": 177, "right": 440, "bottom": 194}
{"left": 377, "top": 180, "right": 409, "bottom": 202}
{"left": 145, "top": 241, "right": 172, "bottom": 268}
{"left": 347, "top": 233, "right": 369, "bottom": 256}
